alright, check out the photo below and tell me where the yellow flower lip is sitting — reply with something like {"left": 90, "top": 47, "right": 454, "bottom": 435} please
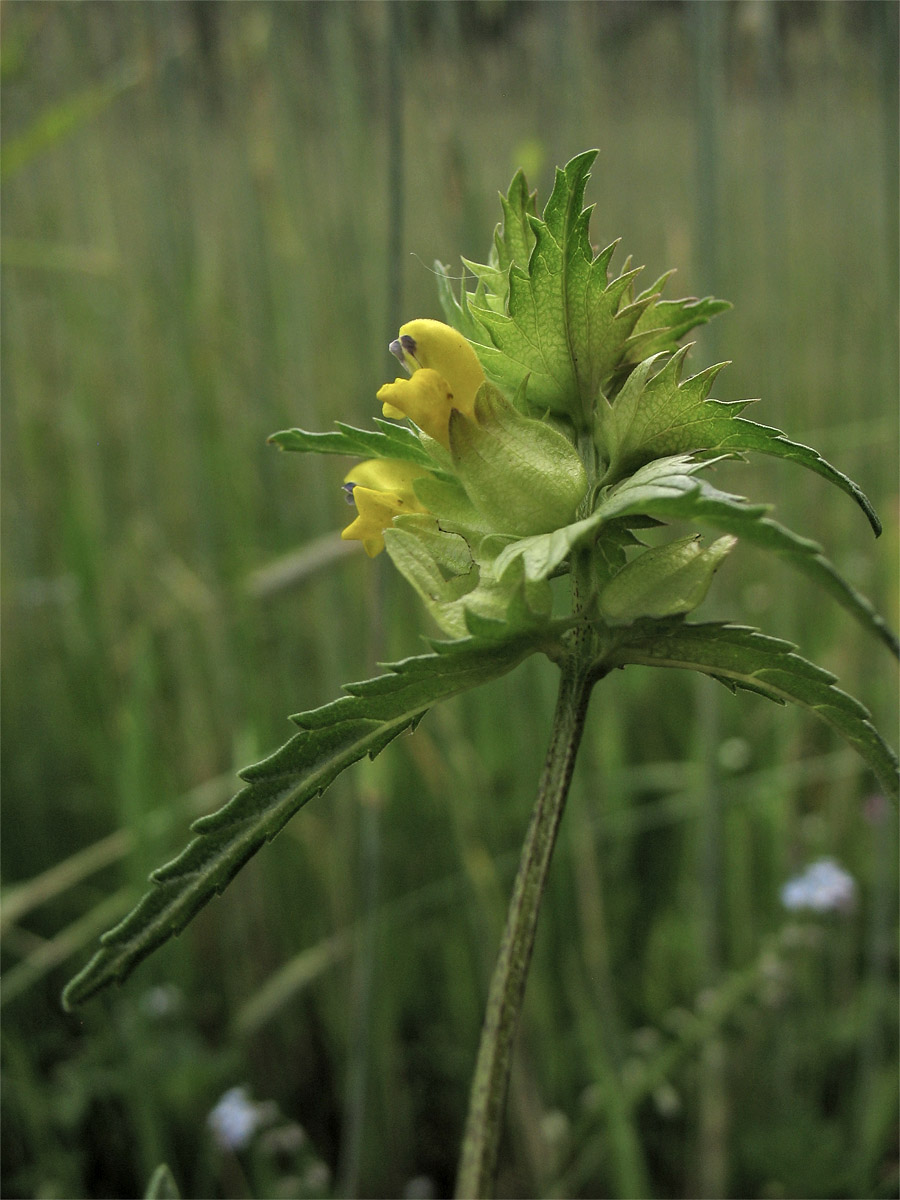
{"left": 341, "top": 486, "right": 406, "bottom": 557}
{"left": 378, "top": 371, "right": 456, "bottom": 449}
{"left": 340, "top": 458, "right": 432, "bottom": 557}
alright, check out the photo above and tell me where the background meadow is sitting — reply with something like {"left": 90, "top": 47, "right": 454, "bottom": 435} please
{"left": 2, "top": 3, "right": 898, "bottom": 1197}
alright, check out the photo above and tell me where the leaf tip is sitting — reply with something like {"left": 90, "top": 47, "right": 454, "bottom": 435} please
{"left": 267, "top": 429, "right": 299, "bottom": 450}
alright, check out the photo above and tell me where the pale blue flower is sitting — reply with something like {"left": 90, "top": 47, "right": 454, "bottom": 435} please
{"left": 208, "top": 1086, "right": 262, "bottom": 1151}
{"left": 781, "top": 858, "right": 856, "bottom": 914}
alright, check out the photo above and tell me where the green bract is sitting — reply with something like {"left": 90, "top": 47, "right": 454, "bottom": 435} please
{"left": 63, "top": 151, "right": 898, "bottom": 1012}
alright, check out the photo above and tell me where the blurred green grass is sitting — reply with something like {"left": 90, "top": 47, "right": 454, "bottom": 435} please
{"left": 1, "top": 3, "right": 897, "bottom": 1198}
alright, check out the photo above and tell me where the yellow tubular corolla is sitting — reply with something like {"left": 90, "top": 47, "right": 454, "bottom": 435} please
{"left": 340, "top": 458, "right": 431, "bottom": 557}
{"left": 378, "top": 319, "right": 484, "bottom": 450}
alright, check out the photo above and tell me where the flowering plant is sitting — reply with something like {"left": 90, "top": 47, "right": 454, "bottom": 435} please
{"left": 64, "top": 151, "right": 897, "bottom": 1197}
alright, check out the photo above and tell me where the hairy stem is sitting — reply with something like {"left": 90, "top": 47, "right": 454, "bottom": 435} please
{"left": 455, "top": 654, "right": 597, "bottom": 1198}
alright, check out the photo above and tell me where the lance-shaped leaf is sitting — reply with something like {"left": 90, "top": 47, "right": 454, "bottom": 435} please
{"left": 600, "top": 348, "right": 882, "bottom": 534}
{"left": 269, "top": 419, "right": 435, "bottom": 469}
{"left": 62, "top": 630, "right": 551, "bottom": 1009}
{"left": 606, "top": 621, "right": 899, "bottom": 799}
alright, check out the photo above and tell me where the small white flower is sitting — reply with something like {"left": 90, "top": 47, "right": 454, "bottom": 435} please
{"left": 300, "top": 1161, "right": 332, "bottom": 1194}
{"left": 208, "top": 1086, "right": 263, "bottom": 1151}
{"left": 138, "top": 983, "right": 183, "bottom": 1019}
{"left": 402, "top": 1176, "right": 435, "bottom": 1200}
{"left": 780, "top": 858, "right": 856, "bottom": 914}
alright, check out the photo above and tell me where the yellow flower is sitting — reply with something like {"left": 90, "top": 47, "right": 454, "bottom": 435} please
{"left": 377, "top": 370, "right": 456, "bottom": 449}
{"left": 378, "top": 319, "right": 484, "bottom": 450}
{"left": 340, "top": 458, "right": 431, "bottom": 557}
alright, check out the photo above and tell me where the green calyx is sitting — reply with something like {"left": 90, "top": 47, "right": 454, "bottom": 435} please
{"left": 598, "top": 534, "right": 737, "bottom": 624}
{"left": 448, "top": 382, "right": 588, "bottom": 536}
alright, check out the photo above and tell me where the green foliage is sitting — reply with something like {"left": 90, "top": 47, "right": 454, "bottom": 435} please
{"left": 585, "top": 456, "right": 896, "bottom": 654}
{"left": 62, "top": 630, "right": 547, "bottom": 1009}
{"left": 598, "top": 347, "right": 883, "bottom": 533}
{"left": 440, "top": 152, "right": 728, "bottom": 426}
{"left": 144, "top": 1163, "right": 180, "bottom": 1200}
{"left": 447, "top": 382, "right": 588, "bottom": 535}
{"left": 64, "top": 147, "right": 898, "bottom": 1015}
{"left": 269, "top": 419, "right": 436, "bottom": 470}
{"left": 4, "top": 10, "right": 897, "bottom": 1196}
{"left": 496, "top": 453, "right": 897, "bottom": 655}
{"left": 609, "top": 622, "right": 899, "bottom": 798}
{"left": 598, "top": 534, "right": 736, "bottom": 623}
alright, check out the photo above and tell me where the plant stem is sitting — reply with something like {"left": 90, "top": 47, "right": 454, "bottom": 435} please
{"left": 455, "top": 653, "right": 597, "bottom": 1199}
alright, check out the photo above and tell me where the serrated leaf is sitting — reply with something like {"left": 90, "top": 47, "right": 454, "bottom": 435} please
{"left": 439, "top": 153, "right": 729, "bottom": 429}
{"left": 468, "top": 152, "right": 655, "bottom": 422}
{"left": 600, "top": 348, "right": 882, "bottom": 534}
{"left": 622, "top": 291, "right": 732, "bottom": 366}
{"left": 467, "top": 153, "right": 597, "bottom": 417}
{"left": 268, "top": 419, "right": 435, "bottom": 469}
{"left": 62, "top": 632, "right": 548, "bottom": 1009}
{"left": 607, "top": 621, "right": 899, "bottom": 798}
{"left": 459, "top": 169, "right": 539, "bottom": 308}
{"left": 600, "top": 349, "right": 730, "bottom": 480}
{"left": 494, "top": 170, "right": 538, "bottom": 271}
{"left": 594, "top": 462, "right": 898, "bottom": 656}
{"left": 711, "top": 417, "right": 882, "bottom": 535}
{"left": 494, "top": 455, "right": 898, "bottom": 656}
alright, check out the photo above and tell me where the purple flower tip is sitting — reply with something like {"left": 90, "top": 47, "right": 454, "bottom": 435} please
{"left": 390, "top": 334, "right": 418, "bottom": 374}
